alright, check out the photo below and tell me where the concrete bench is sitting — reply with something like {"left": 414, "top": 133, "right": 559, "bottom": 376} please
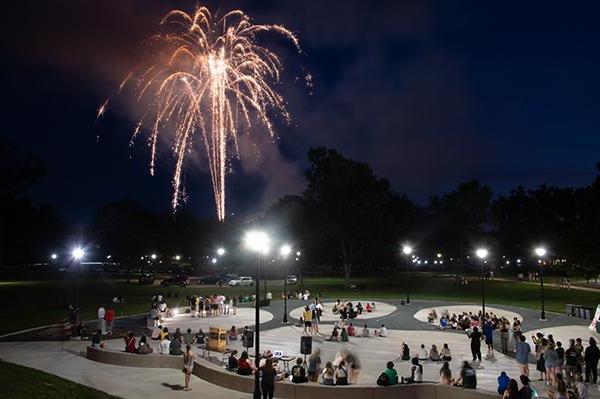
{"left": 86, "top": 346, "right": 498, "bottom": 399}
{"left": 86, "top": 346, "right": 184, "bottom": 369}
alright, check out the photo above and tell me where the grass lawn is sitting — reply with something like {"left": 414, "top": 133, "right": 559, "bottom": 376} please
{"left": 0, "top": 272, "right": 598, "bottom": 335}
{"left": 0, "top": 360, "right": 121, "bottom": 399}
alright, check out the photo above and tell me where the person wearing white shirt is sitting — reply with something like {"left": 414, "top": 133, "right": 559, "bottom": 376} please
{"left": 97, "top": 306, "right": 106, "bottom": 334}
{"left": 159, "top": 337, "right": 171, "bottom": 354}
{"left": 375, "top": 324, "right": 387, "bottom": 337}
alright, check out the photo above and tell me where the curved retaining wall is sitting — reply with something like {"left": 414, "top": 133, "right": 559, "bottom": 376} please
{"left": 87, "top": 346, "right": 498, "bottom": 399}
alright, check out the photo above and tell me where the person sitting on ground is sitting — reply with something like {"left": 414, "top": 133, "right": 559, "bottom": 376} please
{"left": 441, "top": 343, "right": 452, "bottom": 361}
{"left": 237, "top": 351, "right": 253, "bottom": 375}
{"left": 137, "top": 335, "right": 153, "bottom": 354}
{"left": 195, "top": 328, "right": 206, "bottom": 345}
{"left": 356, "top": 302, "right": 363, "bottom": 314}
{"left": 518, "top": 375, "right": 533, "bottom": 399}
{"left": 341, "top": 327, "right": 349, "bottom": 342}
{"left": 91, "top": 329, "right": 102, "bottom": 348}
{"left": 375, "top": 324, "right": 387, "bottom": 337}
{"left": 329, "top": 325, "right": 340, "bottom": 342}
{"left": 321, "top": 361, "right": 335, "bottom": 385}
{"left": 439, "top": 361, "right": 453, "bottom": 385}
{"left": 405, "top": 357, "right": 423, "bottom": 383}
{"left": 160, "top": 327, "right": 169, "bottom": 341}
{"left": 401, "top": 343, "right": 411, "bottom": 361}
{"left": 429, "top": 344, "right": 441, "bottom": 361}
{"left": 371, "top": 302, "right": 377, "bottom": 311}
{"left": 291, "top": 357, "right": 308, "bottom": 383}
{"left": 124, "top": 331, "right": 136, "bottom": 353}
{"left": 454, "top": 361, "right": 477, "bottom": 389}
{"left": 159, "top": 334, "right": 171, "bottom": 355}
{"left": 169, "top": 333, "right": 183, "bottom": 355}
{"left": 228, "top": 325, "right": 238, "bottom": 341}
{"left": 336, "top": 360, "right": 349, "bottom": 385}
{"left": 502, "top": 379, "right": 519, "bottom": 399}
{"left": 227, "top": 350, "right": 239, "bottom": 371}
{"left": 418, "top": 344, "right": 428, "bottom": 360}
{"left": 365, "top": 303, "right": 372, "bottom": 313}
{"left": 183, "top": 328, "right": 195, "bottom": 346}
{"left": 497, "top": 371, "right": 510, "bottom": 395}
{"left": 151, "top": 324, "right": 162, "bottom": 340}
{"left": 347, "top": 323, "right": 356, "bottom": 337}
{"left": 361, "top": 325, "right": 370, "bottom": 338}
{"left": 377, "top": 361, "right": 398, "bottom": 386}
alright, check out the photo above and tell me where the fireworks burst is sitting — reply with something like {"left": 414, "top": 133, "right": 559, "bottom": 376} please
{"left": 102, "top": 6, "right": 299, "bottom": 220}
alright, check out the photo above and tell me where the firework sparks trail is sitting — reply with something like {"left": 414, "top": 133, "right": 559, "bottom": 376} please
{"left": 101, "top": 6, "right": 299, "bottom": 220}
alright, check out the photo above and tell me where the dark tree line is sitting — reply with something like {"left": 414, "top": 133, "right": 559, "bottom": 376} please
{"left": 1, "top": 139, "right": 600, "bottom": 284}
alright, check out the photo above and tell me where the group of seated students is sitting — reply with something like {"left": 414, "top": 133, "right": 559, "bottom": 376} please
{"left": 409, "top": 342, "right": 452, "bottom": 362}
{"left": 377, "top": 359, "right": 479, "bottom": 389}
{"left": 332, "top": 299, "right": 376, "bottom": 320}
{"left": 327, "top": 322, "right": 387, "bottom": 342}
{"left": 428, "top": 308, "right": 511, "bottom": 332}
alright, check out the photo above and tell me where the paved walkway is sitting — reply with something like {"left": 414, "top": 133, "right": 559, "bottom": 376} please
{"left": 0, "top": 340, "right": 252, "bottom": 399}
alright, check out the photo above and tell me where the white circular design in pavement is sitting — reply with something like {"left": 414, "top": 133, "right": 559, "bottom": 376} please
{"left": 414, "top": 305, "right": 523, "bottom": 325}
{"left": 522, "top": 324, "right": 599, "bottom": 349}
{"left": 289, "top": 301, "right": 396, "bottom": 323}
{"left": 160, "top": 307, "right": 273, "bottom": 331}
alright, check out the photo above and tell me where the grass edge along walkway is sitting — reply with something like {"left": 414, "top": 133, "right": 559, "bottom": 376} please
{"left": 0, "top": 360, "right": 122, "bottom": 399}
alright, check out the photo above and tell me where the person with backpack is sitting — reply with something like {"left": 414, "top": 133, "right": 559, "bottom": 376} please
{"left": 377, "top": 361, "right": 398, "bottom": 386}
{"left": 291, "top": 358, "right": 308, "bottom": 383}
{"left": 455, "top": 361, "right": 477, "bottom": 389}
{"left": 335, "top": 360, "right": 349, "bottom": 385}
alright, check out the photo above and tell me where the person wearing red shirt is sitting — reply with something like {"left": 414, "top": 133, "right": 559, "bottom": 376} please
{"left": 124, "top": 331, "right": 136, "bottom": 353}
{"left": 105, "top": 306, "right": 116, "bottom": 334}
{"left": 236, "top": 351, "right": 253, "bottom": 376}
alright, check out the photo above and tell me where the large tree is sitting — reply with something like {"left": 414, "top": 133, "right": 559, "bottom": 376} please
{"left": 302, "top": 147, "right": 409, "bottom": 286}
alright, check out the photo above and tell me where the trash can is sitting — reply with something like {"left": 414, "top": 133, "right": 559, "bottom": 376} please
{"left": 566, "top": 304, "right": 579, "bottom": 317}
{"left": 582, "top": 307, "right": 592, "bottom": 320}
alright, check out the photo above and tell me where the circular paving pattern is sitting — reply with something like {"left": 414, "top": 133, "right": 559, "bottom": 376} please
{"left": 413, "top": 305, "right": 523, "bottom": 325}
{"left": 161, "top": 307, "right": 273, "bottom": 331}
{"left": 289, "top": 301, "right": 397, "bottom": 323}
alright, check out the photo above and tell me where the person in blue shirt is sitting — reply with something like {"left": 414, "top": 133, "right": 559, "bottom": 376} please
{"left": 497, "top": 371, "right": 510, "bottom": 395}
{"left": 482, "top": 320, "right": 494, "bottom": 354}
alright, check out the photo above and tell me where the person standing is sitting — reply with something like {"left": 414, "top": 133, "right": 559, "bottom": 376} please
{"left": 515, "top": 335, "right": 531, "bottom": 377}
{"left": 302, "top": 306, "right": 313, "bottom": 335}
{"left": 564, "top": 339, "right": 579, "bottom": 384}
{"left": 470, "top": 326, "right": 483, "bottom": 362}
{"left": 182, "top": 344, "right": 195, "bottom": 391}
{"left": 260, "top": 358, "right": 278, "bottom": 399}
{"left": 500, "top": 319, "right": 510, "bottom": 353}
{"left": 483, "top": 320, "right": 494, "bottom": 354}
{"left": 584, "top": 337, "right": 599, "bottom": 384}
{"left": 105, "top": 306, "right": 115, "bottom": 335}
{"left": 97, "top": 305, "right": 106, "bottom": 335}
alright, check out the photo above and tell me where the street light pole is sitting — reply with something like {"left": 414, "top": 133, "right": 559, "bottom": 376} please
{"left": 402, "top": 245, "right": 413, "bottom": 304}
{"left": 280, "top": 244, "right": 291, "bottom": 324}
{"left": 244, "top": 231, "right": 269, "bottom": 399}
{"left": 475, "top": 248, "right": 488, "bottom": 319}
{"left": 254, "top": 253, "right": 261, "bottom": 399}
{"left": 535, "top": 247, "right": 547, "bottom": 321}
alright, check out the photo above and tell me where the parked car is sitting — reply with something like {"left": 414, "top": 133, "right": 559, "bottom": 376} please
{"left": 286, "top": 275, "right": 298, "bottom": 285}
{"left": 138, "top": 273, "right": 155, "bottom": 285}
{"left": 198, "top": 275, "right": 224, "bottom": 285}
{"left": 228, "top": 276, "right": 254, "bottom": 287}
{"left": 160, "top": 274, "right": 190, "bottom": 287}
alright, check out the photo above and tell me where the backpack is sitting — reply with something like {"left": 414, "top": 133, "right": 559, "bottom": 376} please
{"left": 377, "top": 372, "right": 389, "bottom": 386}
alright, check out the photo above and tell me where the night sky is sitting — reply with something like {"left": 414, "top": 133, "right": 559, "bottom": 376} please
{"left": 2, "top": 1, "right": 600, "bottom": 223}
